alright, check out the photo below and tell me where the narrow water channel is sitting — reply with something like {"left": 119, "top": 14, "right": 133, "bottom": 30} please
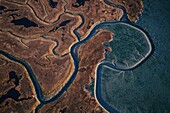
{"left": 0, "top": 0, "right": 155, "bottom": 112}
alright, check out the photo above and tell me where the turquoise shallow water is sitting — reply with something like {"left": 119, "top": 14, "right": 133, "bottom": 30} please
{"left": 100, "top": 0, "right": 170, "bottom": 112}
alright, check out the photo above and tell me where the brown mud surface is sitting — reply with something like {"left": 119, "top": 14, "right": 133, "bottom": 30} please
{"left": 108, "top": 0, "right": 143, "bottom": 22}
{"left": 38, "top": 30, "right": 113, "bottom": 113}
{"left": 0, "top": 54, "right": 39, "bottom": 112}
{"left": 0, "top": 0, "right": 143, "bottom": 112}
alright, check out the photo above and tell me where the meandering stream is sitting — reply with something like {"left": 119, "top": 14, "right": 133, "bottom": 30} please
{"left": 0, "top": 0, "right": 154, "bottom": 112}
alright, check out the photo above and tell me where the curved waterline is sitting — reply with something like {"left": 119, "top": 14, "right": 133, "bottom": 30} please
{"left": 35, "top": 20, "right": 153, "bottom": 112}
{"left": 0, "top": 50, "right": 44, "bottom": 103}
{"left": 1, "top": 1, "right": 154, "bottom": 112}
{"left": 100, "top": 22, "right": 153, "bottom": 70}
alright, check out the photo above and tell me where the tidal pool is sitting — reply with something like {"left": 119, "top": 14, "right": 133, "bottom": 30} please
{"left": 99, "top": 64, "right": 170, "bottom": 113}
{"left": 97, "top": 0, "right": 170, "bottom": 112}
{"left": 99, "top": 23, "right": 151, "bottom": 69}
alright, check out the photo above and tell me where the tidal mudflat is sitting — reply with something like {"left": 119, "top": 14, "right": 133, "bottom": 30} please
{"left": 99, "top": 0, "right": 170, "bottom": 112}
{"left": 100, "top": 22, "right": 152, "bottom": 69}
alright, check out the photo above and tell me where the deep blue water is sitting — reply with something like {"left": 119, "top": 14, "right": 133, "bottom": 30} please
{"left": 99, "top": 0, "right": 170, "bottom": 112}
{"left": 49, "top": 0, "right": 58, "bottom": 8}
{"left": 1, "top": 0, "right": 169, "bottom": 112}
{"left": 11, "top": 17, "right": 38, "bottom": 28}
